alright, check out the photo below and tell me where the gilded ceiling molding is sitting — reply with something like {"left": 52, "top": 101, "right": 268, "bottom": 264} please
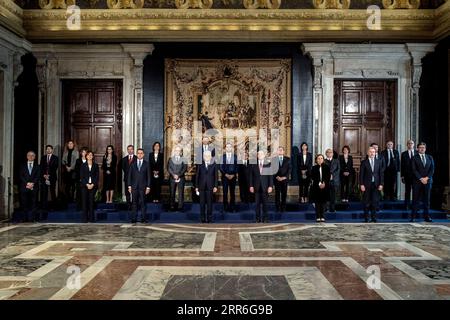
{"left": 106, "top": 0, "right": 144, "bottom": 9}
{"left": 21, "top": 7, "right": 440, "bottom": 41}
{"left": 22, "top": 9, "right": 435, "bottom": 21}
{"left": 382, "top": 0, "right": 420, "bottom": 9}
{"left": 312, "top": 0, "right": 350, "bottom": 9}
{"left": 39, "top": 0, "right": 75, "bottom": 9}
{"left": 0, "top": 0, "right": 25, "bottom": 36}
{"left": 434, "top": 0, "right": 450, "bottom": 39}
{"left": 175, "top": 0, "right": 213, "bottom": 9}
{"left": 243, "top": 0, "right": 281, "bottom": 9}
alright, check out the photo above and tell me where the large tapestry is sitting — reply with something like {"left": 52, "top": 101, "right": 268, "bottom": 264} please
{"left": 164, "top": 59, "right": 292, "bottom": 177}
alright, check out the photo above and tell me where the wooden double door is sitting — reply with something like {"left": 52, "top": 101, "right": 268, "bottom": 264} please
{"left": 333, "top": 80, "right": 396, "bottom": 175}
{"left": 62, "top": 80, "right": 123, "bottom": 189}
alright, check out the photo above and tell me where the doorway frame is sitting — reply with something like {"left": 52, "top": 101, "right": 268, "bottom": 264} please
{"left": 302, "top": 43, "right": 436, "bottom": 200}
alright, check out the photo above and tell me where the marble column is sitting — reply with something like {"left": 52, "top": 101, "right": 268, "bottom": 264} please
{"left": 36, "top": 56, "right": 48, "bottom": 156}
{"left": 301, "top": 43, "right": 334, "bottom": 155}
{"left": 0, "top": 27, "right": 31, "bottom": 219}
{"left": 122, "top": 44, "right": 154, "bottom": 149}
{"left": 406, "top": 43, "right": 436, "bottom": 142}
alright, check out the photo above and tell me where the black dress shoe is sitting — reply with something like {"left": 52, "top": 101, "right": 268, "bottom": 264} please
{"left": 424, "top": 217, "right": 433, "bottom": 222}
{"left": 256, "top": 218, "right": 261, "bottom": 223}
{"left": 364, "top": 218, "right": 369, "bottom": 223}
{"left": 370, "top": 218, "right": 377, "bottom": 223}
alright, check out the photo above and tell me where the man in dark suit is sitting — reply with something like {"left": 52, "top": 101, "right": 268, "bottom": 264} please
{"left": 121, "top": 145, "right": 137, "bottom": 209}
{"left": 168, "top": 146, "right": 187, "bottom": 212}
{"left": 359, "top": 147, "right": 384, "bottom": 223}
{"left": 369, "top": 143, "right": 386, "bottom": 172}
{"left": 411, "top": 142, "right": 434, "bottom": 222}
{"left": 273, "top": 146, "right": 291, "bottom": 212}
{"left": 127, "top": 148, "right": 151, "bottom": 223}
{"left": 19, "top": 151, "right": 41, "bottom": 222}
{"left": 401, "top": 140, "right": 416, "bottom": 210}
{"left": 195, "top": 151, "right": 218, "bottom": 223}
{"left": 238, "top": 151, "right": 251, "bottom": 204}
{"left": 40, "top": 145, "right": 59, "bottom": 211}
{"left": 381, "top": 141, "right": 400, "bottom": 201}
{"left": 325, "top": 148, "right": 340, "bottom": 213}
{"left": 195, "top": 136, "right": 216, "bottom": 165}
{"left": 220, "top": 143, "right": 238, "bottom": 212}
{"left": 249, "top": 150, "right": 273, "bottom": 223}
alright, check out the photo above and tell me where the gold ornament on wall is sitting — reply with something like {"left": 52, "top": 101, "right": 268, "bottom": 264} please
{"left": 382, "top": 0, "right": 420, "bottom": 9}
{"left": 106, "top": 0, "right": 144, "bottom": 9}
{"left": 175, "top": 0, "right": 214, "bottom": 9}
{"left": 312, "top": 0, "right": 350, "bottom": 9}
{"left": 39, "top": 0, "right": 75, "bottom": 9}
{"left": 243, "top": 0, "right": 281, "bottom": 9}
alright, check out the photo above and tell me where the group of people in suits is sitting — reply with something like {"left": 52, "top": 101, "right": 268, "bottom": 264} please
{"left": 18, "top": 146, "right": 60, "bottom": 222}
{"left": 18, "top": 136, "right": 434, "bottom": 224}
{"left": 358, "top": 140, "right": 434, "bottom": 223}
{"left": 19, "top": 144, "right": 100, "bottom": 223}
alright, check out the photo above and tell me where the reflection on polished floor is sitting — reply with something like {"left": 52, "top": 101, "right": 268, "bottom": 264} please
{"left": 0, "top": 222, "right": 449, "bottom": 300}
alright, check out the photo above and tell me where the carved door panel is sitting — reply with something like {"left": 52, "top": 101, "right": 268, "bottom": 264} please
{"left": 63, "top": 80, "right": 123, "bottom": 189}
{"left": 333, "top": 80, "right": 396, "bottom": 176}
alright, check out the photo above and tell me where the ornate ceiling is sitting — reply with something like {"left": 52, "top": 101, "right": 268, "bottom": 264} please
{"left": 1, "top": 0, "right": 449, "bottom": 42}
{"left": 13, "top": 0, "right": 448, "bottom": 9}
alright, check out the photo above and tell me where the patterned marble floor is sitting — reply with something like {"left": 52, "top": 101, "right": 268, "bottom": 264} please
{"left": 0, "top": 222, "right": 449, "bottom": 300}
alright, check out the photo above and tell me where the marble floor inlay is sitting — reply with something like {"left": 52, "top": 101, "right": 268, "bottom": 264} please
{"left": 0, "top": 222, "right": 449, "bottom": 300}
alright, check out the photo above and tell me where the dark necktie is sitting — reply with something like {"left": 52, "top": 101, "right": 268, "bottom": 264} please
{"left": 370, "top": 159, "right": 375, "bottom": 182}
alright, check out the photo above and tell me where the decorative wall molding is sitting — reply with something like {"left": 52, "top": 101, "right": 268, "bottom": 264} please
{"left": 1, "top": 0, "right": 449, "bottom": 41}
{"left": 20, "top": 7, "right": 443, "bottom": 41}
{"left": 106, "top": 0, "right": 144, "bottom": 9}
{"left": 312, "top": 0, "right": 350, "bottom": 9}
{"left": 39, "top": 0, "right": 75, "bottom": 10}
{"left": 0, "top": 0, "right": 25, "bottom": 37}
{"left": 382, "top": 0, "right": 420, "bottom": 10}
{"left": 434, "top": 0, "right": 450, "bottom": 40}
{"left": 243, "top": 0, "right": 281, "bottom": 9}
{"left": 175, "top": 0, "right": 213, "bottom": 9}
